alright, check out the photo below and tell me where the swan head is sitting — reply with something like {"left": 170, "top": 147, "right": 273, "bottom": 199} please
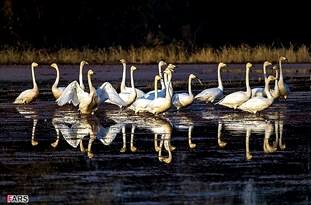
{"left": 155, "top": 75, "right": 161, "bottom": 81}
{"left": 246, "top": 62, "right": 253, "bottom": 69}
{"left": 81, "top": 60, "right": 89, "bottom": 67}
{"left": 273, "top": 65, "right": 278, "bottom": 70}
{"left": 88, "top": 70, "right": 94, "bottom": 76}
{"left": 31, "top": 62, "right": 38, "bottom": 68}
{"left": 120, "top": 59, "right": 126, "bottom": 64}
{"left": 279, "top": 56, "right": 288, "bottom": 62}
{"left": 273, "top": 65, "right": 279, "bottom": 79}
{"left": 158, "top": 60, "right": 167, "bottom": 68}
{"left": 50, "top": 63, "right": 58, "bottom": 69}
{"left": 267, "top": 75, "right": 276, "bottom": 82}
{"left": 130, "top": 66, "right": 136, "bottom": 71}
{"left": 263, "top": 61, "right": 272, "bottom": 67}
{"left": 165, "top": 64, "right": 176, "bottom": 72}
{"left": 218, "top": 62, "right": 227, "bottom": 69}
{"left": 189, "top": 74, "right": 197, "bottom": 79}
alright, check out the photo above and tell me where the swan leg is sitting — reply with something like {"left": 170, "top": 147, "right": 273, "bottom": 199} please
{"left": 120, "top": 125, "right": 126, "bottom": 153}
{"left": 31, "top": 119, "right": 38, "bottom": 146}
{"left": 217, "top": 122, "right": 227, "bottom": 148}
{"left": 188, "top": 126, "right": 196, "bottom": 149}
{"left": 130, "top": 125, "right": 137, "bottom": 152}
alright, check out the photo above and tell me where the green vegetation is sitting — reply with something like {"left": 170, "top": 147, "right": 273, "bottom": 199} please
{"left": 0, "top": 44, "right": 310, "bottom": 64}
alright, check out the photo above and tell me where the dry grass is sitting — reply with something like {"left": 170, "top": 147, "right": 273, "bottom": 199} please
{"left": 0, "top": 44, "right": 310, "bottom": 64}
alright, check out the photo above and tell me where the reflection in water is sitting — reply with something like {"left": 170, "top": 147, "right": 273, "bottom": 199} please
{"left": 105, "top": 110, "right": 174, "bottom": 163}
{"left": 15, "top": 105, "right": 39, "bottom": 146}
{"left": 169, "top": 112, "right": 196, "bottom": 149}
{"left": 214, "top": 112, "right": 286, "bottom": 160}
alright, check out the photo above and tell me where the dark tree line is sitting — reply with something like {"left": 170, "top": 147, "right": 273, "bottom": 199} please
{"left": 0, "top": 0, "right": 310, "bottom": 49}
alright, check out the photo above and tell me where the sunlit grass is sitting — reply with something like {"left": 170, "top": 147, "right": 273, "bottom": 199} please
{"left": 0, "top": 44, "right": 310, "bottom": 64}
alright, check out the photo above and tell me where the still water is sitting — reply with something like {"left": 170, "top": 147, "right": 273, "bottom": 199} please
{"left": 0, "top": 64, "right": 310, "bottom": 204}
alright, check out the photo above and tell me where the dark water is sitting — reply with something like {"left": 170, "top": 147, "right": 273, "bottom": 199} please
{"left": 0, "top": 64, "right": 311, "bottom": 204}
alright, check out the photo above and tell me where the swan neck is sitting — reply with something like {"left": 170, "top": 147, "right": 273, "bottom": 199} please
{"left": 158, "top": 64, "right": 165, "bottom": 89}
{"left": 130, "top": 69, "right": 135, "bottom": 91}
{"left": 79, "top": 63, "right": 85, "bottom": 90}
{"left": 121, "top": 63, "right": 126, "bottom": 91}
{"left": 88, "top": 73, "right": 94, "bottom": 94}
{"left": 279, "top": 60, "right": 284, "bottom": 81}
{"left": 246, "top": 67, "right": 251, "bottom": 94}
{"left": 188, "top": 76, "right": 193, "bottom": 96}
{"left": 154, "top": 77, "right": 158, "bottom": 99}
{"left": 217, "top": 66, "right": 223, "bottom": 90}
{"left": 31, "top": 65, "right": 37, "bottom": 89}
{"left": 52, "top": 66, "right": 60, "bottom": 89}
{"left": 164, "top": 73, "right": 171, "bottom": 99}
{"left": 263, "top": 65, "right": 267, "bottom": 82}
{"left": 264, "top": 79, "right": 273, "bottom": 99}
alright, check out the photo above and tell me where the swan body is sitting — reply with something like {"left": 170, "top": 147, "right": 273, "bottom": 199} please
{"left": 119, "top": 59, "right": 145, "bottom": 98}
{"left": 57, "top": 70, "right": 98, "bottom": 114}
{"left": 217, "top": 63, "right": 253, "bottom": 109}
{"left": 14, "top": 62, "right": 39, "bottom": 104}
{"left": 145, "top": 64, "right": 175, "bottom": 115}
{"left": 251, "top": 61, "right": 272, "bottom": 97}
{"left": 130, "top": 75, "right": 161, "bottom": 113}
{"left": 277, "top": 56, "right": 289, "bottom": 99}
{"left": 195, "top": 62, "right": 226, "bottom": 102}
{"left": 238, "top": 75, "right": 276, "bottom": 114}
{"left": 172, "top": 74, "right": 197, "bottom": 110}
{"left": 51, "top": 63, "right": 65, "bottom": 99}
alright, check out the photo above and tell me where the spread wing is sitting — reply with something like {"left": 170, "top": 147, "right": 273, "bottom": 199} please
{"left": 96, "top": 82, "right": 127, "bottom": 107}
{"left": 56, "top": 81, "right": 85, "bottom": 106}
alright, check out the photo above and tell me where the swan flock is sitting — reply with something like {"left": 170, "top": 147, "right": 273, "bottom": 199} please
{"left": 13, "top": 57, "right": 289, "bottom": 115}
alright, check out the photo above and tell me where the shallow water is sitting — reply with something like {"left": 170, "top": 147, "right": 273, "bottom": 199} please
{"left": 0, "top": 64, "right": 311, "bottom": 204}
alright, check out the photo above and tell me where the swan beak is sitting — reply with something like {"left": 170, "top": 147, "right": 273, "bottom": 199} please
{"left": 197, "top": 78, "right": 203, "bottom": 86}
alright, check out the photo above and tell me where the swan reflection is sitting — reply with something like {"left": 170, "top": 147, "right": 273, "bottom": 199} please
{"left": 15, "top": 105, "right": 39, "bottom": 146}
{"left": 105, "top": 110, "right": 174, "bottom": 163}
{"left": 213, "top": 112, "right": 286, "bottom": 160}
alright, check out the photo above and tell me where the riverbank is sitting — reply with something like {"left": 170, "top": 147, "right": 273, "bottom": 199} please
{"left": 0, "top": 44, "right": 310, "bottom": 64}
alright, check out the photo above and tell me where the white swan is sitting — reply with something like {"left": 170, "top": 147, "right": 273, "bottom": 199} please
{"left": 130, "top": 75, "right": 161, "bottom": 113}
{"left": 172, "top": 74, "right": 199, "bottom": 110}
{"left": 143, "top": 60, "right": 167, "bottom": 99}
{"left": 119, "top": 59, "right": 145, "bottom": 98}
{"left": 217, "top": 62, "right": 253, "bottom": 109}
{"left": 56, "top": 69, "right": 98, "bottom": 115}
{"left": 14, "top": 62, "right": 39, "bottom": 104}
{"left": 118, "top": 66, "right": 138, "bottom": 106}
{"left": 238, "top": 75, "right": 276, "bottom": 114}
{"left": 50, "top": 63, "right": 65, "bottom": 99}
{"left": 79, "top": 60, "right": 88, "bottom": 90}
{"left": 278, "top": 56, "right": 289, "bottom": 99}
{"left": 251, "top": 61, "right": 272, "bottom": 97}
{"left": 145, "top": 64, "right": 175, "bottom": 115}
{"left": 195, "top": 62, "right": 227, "bottom": 102}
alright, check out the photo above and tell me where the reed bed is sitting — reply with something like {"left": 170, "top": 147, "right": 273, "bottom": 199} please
{"left": 0, "top": 44, "right": 310, "bottom": 64}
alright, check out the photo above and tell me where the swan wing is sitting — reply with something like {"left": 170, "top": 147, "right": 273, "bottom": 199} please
{"left": 56, "top": 81, "right": 84, "bottom": 106}
{"left": 143, "top": 89, "right": 165, "bottom": 100}
{"left": 173, "top": 93, "right": 190, "bottom": 107}
{"left": 251, "top": 87, "right": 264, "bottom": 97}
{"left": 195, "top": 87, "right": 222, "bottom": 101}
{"left": 97, "top": 82, "right": 127, "bottom": 107}
{"left": 217, "top": 91, "right": 248, "bottom": 106}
